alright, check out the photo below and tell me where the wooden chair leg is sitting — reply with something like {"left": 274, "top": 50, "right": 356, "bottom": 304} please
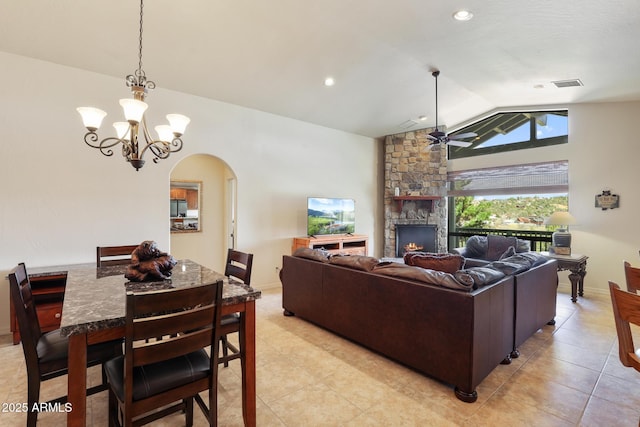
{"left": 221, "top": 335, "right": 230, "bottom": 367}
{"left": 27, "top": 372, "right": 40, "bottom": 427}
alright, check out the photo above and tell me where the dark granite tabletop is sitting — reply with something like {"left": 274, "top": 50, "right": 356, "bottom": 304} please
{"left": 30, "top": 259, "right": 261, "bottom": 337}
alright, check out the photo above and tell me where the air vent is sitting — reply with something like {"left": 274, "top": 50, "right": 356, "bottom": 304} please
{"left": 398, "top": 119, "right": 420, "bottom": 130}
{"left": 552, "top": 79, "right": 583, "bottom": 88}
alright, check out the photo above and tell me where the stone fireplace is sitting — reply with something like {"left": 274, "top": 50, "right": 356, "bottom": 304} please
{"left": 383, "top": 127, "right": 448, "bottom": 257}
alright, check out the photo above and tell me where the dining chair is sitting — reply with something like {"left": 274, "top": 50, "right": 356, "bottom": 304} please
{"left": 624, "top": 261, "right": 640, "bottom": 294}
{"left": 104, "top": 280, "right": 223, "bottom": 427}
{"left": 220, "top": 248, "right": 254, "bottom": 367}
{"left": 8, "top": 262, "right": 122, "bottom": 427}
{"left": 609, "top": 281, "right": 640, "bottom": 372}
{"left": 96, "top": 245, "right": 139, "bottom": 267}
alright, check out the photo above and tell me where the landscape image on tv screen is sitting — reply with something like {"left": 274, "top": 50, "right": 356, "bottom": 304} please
{"left": 307, "top": 197, "right": 355, "bottom": 236}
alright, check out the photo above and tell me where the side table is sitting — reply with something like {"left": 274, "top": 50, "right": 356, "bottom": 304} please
{"left": 540, "top": 251, "right": 588, "bottom": 302}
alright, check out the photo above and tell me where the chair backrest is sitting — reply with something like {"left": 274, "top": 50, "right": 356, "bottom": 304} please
{"left": 624, "top": 261, "right": 640, "bottom": 294}
{"left": 8, "top": 263, "right": 42, "bottom": 368}
{"left": 609, "top": 281, "right": 640, "bottom": 372}
{"left": 123, "top": 281, "right": 223, "bottom": 417}
{"left": 96, "top": 245, "right": 138, "bottom": 267}
{"left": 224, "top": 248, "right": 254, "bottom": 285}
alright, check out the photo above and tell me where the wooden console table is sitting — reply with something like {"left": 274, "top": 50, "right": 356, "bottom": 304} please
{"left": 540, "top": 251, "right": 588, "bottom": 302}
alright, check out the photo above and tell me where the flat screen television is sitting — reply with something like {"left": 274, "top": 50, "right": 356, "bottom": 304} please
{"left": 307, "top": 197, "right": 355, "bottom": 236}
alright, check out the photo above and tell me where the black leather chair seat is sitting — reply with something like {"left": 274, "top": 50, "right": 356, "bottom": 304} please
{"left": 104, "top": 349, "right": 210, "bottom": 401}
{"left": 37, "top": 329, "right": 122, "bottom": 371}
{"left": 221, "top": 313, "right": 240, "bottom": 326}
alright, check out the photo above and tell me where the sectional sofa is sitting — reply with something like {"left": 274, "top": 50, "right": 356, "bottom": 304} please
{"left": 280, "top": 249, "right": 558, "bottom": 402}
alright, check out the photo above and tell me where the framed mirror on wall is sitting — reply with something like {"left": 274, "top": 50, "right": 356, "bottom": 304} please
{"left": 170, "top": 181, "right": 202, "bottom": 232}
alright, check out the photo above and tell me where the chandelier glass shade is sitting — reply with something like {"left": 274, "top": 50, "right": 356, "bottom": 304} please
{"left": 77, "top": 0, "right": 189, "bottom": 171}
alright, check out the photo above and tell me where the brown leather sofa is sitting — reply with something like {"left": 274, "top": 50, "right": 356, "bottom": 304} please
{"left": 511, "top": 258, "right": 558, "bottom": 354}
{"left": 281, "top": 254, "right": 516, "bottom": 403}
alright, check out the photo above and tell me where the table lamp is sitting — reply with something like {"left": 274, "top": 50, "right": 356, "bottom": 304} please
{"left": 544, "top": 211, "right": 576, "bottom": 254}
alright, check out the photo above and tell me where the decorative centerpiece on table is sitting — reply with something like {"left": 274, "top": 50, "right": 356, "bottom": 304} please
{"left": 125, "top": 240, "right": 177, "bottom": 282}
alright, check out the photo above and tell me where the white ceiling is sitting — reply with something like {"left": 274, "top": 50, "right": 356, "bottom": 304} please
{"left": 2, "top": 0, "right": 639, "bottom": 138}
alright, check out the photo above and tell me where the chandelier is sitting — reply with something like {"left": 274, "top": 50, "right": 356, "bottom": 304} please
{"left": 77, "top": 0, "right": 189, "bottom": 171}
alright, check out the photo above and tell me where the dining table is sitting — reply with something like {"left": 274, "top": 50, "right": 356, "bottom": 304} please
{"left": 30, "top": 259, "right": 261, "bottom": 427}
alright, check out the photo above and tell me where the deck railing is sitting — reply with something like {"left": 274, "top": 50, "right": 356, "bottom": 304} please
{"left": 448, "top": 228, "right": 553, "bottom": 252}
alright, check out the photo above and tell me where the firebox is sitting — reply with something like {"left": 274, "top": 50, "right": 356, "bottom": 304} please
{"left": 395, "top": 225, "right": 437, "bottom": 257}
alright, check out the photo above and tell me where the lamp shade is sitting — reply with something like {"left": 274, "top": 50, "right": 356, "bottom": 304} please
{"left": 154, "top": 125, "right": 174, "bottom": 143}
{"left": 119, "top": 99, "right": 148, "bottom": 123}
{"left": 77, "top": 107, "right": 107, "bottom": 130}
{"left": 544, "top": 211, "right": 576, "bottom": 227}
{"left": 166, "top": 114, "right": 190, "bottom": 136}
{"left": 113, "top": 122, "right": 131, "bottom": 140}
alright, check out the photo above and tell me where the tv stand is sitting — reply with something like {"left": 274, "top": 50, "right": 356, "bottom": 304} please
{"left": 292, "top": 234, "right": 368, "bottom": 256}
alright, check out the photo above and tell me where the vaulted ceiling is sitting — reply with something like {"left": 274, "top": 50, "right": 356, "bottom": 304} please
{"left": 1, "top": 0, "right": 639, "bottom": 138}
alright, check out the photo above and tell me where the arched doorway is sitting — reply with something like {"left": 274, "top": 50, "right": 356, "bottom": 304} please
{"left": 170, "top": 154, "right": 236, "bottom": 273}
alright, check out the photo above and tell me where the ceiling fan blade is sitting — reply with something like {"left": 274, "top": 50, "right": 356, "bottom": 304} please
{"left": 449, "top": 132, "right": 477, "bottom": 140}
{"left": 447, "top": 140, "right": 473, "bottom": 148}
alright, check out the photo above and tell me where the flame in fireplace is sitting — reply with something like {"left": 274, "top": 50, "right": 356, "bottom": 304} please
{"left": 404, "top": 242, "right": 423, "bottom": 252}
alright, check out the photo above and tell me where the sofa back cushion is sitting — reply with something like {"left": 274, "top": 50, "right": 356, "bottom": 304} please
{"left": 293, "top": 247, "right": 330, "bottom": 262}
{"left": 486, "top": 235, "right": 518, "bottom": 261}
{"left": 329, "top": 255, "right": 379, "bottom": 271}
{"left": 373, "top": 262, "right": 473, "bottom": 291}
{"left": 404, "top": 252, "right": 465, "bottom": 274}
{"left": 464, "top": 235, "right": 487, "bottom": 258}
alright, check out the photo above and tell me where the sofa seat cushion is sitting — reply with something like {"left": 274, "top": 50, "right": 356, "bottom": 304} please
{"left": 329, "top": 255, "right": 379, "bottom": 271}
{"left": 454, "top": 267, "right": 506, "bottom": 289}
{"left": 404, "top": 252, "right": 465, "bottom": 274}
{"left": 372, "top": 262, "right": 473, "bottom": 291}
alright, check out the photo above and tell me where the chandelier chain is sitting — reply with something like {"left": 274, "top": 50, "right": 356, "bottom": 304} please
{"left": 137, "top": 0, "right": 144, "bottom": 77}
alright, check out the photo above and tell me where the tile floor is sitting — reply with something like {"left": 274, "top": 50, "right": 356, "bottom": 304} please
{"left": 1, "top": 286, "right": 639, "bottom": 426}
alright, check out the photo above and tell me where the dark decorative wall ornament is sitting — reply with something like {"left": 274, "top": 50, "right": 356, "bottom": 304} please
{"left": 595, "top": 190, "right": 620, "bottom": 210}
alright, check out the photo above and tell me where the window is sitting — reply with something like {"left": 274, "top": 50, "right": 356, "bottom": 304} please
{"left": 448, "top": 110, "right": 568, "bottom": 160}
{"left": 447, "top": 161, "right": 568, "bottom": 231}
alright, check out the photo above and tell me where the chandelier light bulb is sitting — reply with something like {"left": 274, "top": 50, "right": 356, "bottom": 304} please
{"left": 166, "top": 114, "right": 190, "bottom": 136}
{"left": 77, "top": 107, "right": 107, "bottom": 131}
{"left": 113, "top": 122, "right": 131, "bottom": 140}
{"left": 119, "top": 98, "right": 148, "bottom": 123}
{"left": 155, "top": 125, "right": 174, "bottom": 143}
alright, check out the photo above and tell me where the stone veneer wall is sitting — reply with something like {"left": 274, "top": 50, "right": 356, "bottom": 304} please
{"left": 384, "top": 128, "right": 448, "bottom": 257}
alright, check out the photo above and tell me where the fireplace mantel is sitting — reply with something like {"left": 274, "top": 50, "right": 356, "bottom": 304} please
{"left": 392, "top": 196, "right": 441, "bottom": 211}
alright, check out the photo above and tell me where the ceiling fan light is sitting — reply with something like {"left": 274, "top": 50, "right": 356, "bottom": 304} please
{"left": 166, "top": 113, "right": 190, "bottom": 136}
{"left": 77, "top": 107, "right": 107, "bottom": 131}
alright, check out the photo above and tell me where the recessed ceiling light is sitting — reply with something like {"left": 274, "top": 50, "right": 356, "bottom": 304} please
{"left": 418, "top": 115, "right": 428, "bottom": 121}
{"left": 453, "top": 10, "right": 473, "bottom": 21}
{"left": 324, "top": 77, "right": 335, "bottom": 87}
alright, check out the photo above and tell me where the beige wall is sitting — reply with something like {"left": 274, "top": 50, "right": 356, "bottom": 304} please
{"left": 0, "top": 52, "right": 380, "bottom": 334}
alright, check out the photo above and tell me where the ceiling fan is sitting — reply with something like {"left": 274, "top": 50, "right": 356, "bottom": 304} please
{"left": 427, "top": 70, "right": 477, "bottom": 148}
